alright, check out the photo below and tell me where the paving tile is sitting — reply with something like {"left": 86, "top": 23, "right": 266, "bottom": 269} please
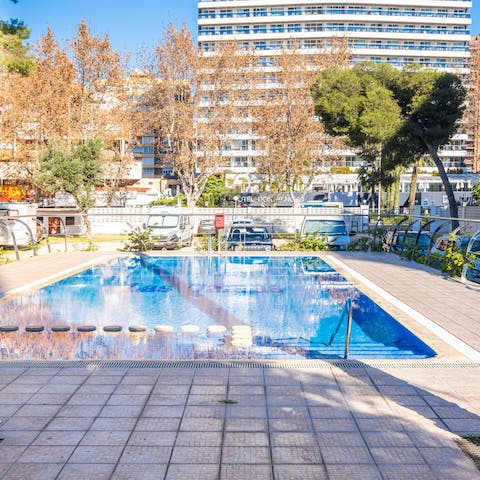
{"left": 269, "top": 418, "right": 313, "bottom": 432}
{"left": 224, "top": 432, "right": 269, "bottom": 447}
{"left": 220, "top": 464, "right": 272, "bottom": 480}
{"left": 57, "top": 404, "right": 103, "bottom": 417}
{"left": 111, "top": 463, "right": 167, "bottom": 480}
{"left": 1, "top": 417, "right": 50, "bottom": 431}
{"left": 228, "top": 386, "right": 264, "bottom": 395}
{"left": 127, "top": 431, "right": 177, "bottom": 447}
{"left": 33, "top": 430, "right": 85, "bottom": 446}
{"left": 312, "top": 417, "right": 359, "bottom": 432}
{"left": 147, "top": 394, "right": 188, "bottom": 406}
{"left": 271, "top": 432, "right": 318, "bottom": 447}
{"left": 273, "top": 464, "right": 328, "bottom": 480}
{"left": 1, "top": 463, "right": 63, "bottom": 480}
{"left": 99, "top": 405, "right": 143, "bottom": 417}
{"left": 0, "top": 446, "right": 26, "bottom": 463}
{"left": 175, "top": 431, "right": 223, "bottom": 447}
{"left": 378, "top": 464, "right": 437, "bottom": 480}
{"left": 165, "top": 464, "right": 219, "bottom": 480}
{"left": 225, "top": 406, "right": 267, "bottom": 418}
{"left": 69, "top": 445, "right": 123, "bottom": 463}
{"left": 184, "top": 406, "right": 225, "bottom": 418}
{"left": 0, "top": 430, "right": 40, "bottom": 446}
{"left": 16, "top": 445, "right": 75, "bottom": 463}
{"left": 38, "top": 384, "right": 79, "bottom": 394}
{"left": 56, "top": 463, "right": 116, "bottom": 480}
{"left": 45, "top": 417, "right": 94, "bottom": 431}
{"left": 67, "top": 393, "right": 111, "bottom": 405}
{"left": 171, "top": 446, "right": 221, "bottom": 464}
{"left": 320, "top": 445, "right": 374, "bottom": 464}
{"left": 114, "top": 384, "right": 153, "bottom": 395}
{"left": 79, "top": 430, "right": 131, "bottom": 446}
{"left": 27, "top": 394, "right": 71, "bottom": 405}
{"left": 90, "top": 417, "right": 138, "bottom": 431}
{"left": 119, "top": 446, "right": 172, "bottom": 464}
{"left": 142, "top": 405, "right": 184, "bottom": 417}
{"left": 224, "top": 418, "right": 267, "bottom": 432}
{"left": 135, "top": 417, "right": 181, "bottom": 432}
{"left": 190, "top": 385, "right": 227, "bottom": 395}
{"left": 222, "top": 446, "right": 270, "bottom": 464}
{"left": 363, "top": 431, "right": 415, "bottom": 448}
{"left": 106, "top": 394, "right": 149, "bottom": 406}
{"left": 73, "top": 385, "right": 116, "bottom": 395}
{"left": 369, "top": 447, "right": 427, "bottom": 465}
{"left": 271, "top": 446, "right": 322, "bottom": 464}
{"left": 0, "top": 405, "right": 20, "bottom": 417}
{"left": 431, "top": 464, "right": 480, "bottom": 480}
{"left": 13, "top": 405, "right": 60, "bottom": 418}
{"left": 326, "top": 464, "right": 382, "bottom": 480}
{"left": 180, "top": 418, "right": 224, "bottom": 432}
{"left": 315, "top": 432, "right": 366, "bottom": 447}
{"left": 309, "top": 406, "right": 352, "bottom": 418}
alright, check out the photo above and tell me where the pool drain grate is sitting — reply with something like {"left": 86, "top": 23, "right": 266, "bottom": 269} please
{"left": 0, "top": 359, "right": 479, "bottom": 369}
{"left": 456, "top": 436, "right": 480, "bottom": 471}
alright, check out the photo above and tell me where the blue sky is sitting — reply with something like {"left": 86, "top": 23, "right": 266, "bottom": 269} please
{"left": 1, "top": 0, "right": 479, "bottom": 55}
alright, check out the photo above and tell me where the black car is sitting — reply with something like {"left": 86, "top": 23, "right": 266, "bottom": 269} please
{"left": 225, "top": 224, "right": 274, "bottom": 251}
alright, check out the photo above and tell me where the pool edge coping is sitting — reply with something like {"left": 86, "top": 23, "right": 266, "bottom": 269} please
{"left": 325, "top": 254, "right": 480, "bottom": 364}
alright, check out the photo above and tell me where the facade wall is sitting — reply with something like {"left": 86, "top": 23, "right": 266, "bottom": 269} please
{"left": 198, "top": 0, "right": 472, "bottom": 171}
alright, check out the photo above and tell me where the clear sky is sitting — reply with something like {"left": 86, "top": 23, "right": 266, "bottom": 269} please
{"left": 1, "top": 0, "right": 479, "bottom": 56}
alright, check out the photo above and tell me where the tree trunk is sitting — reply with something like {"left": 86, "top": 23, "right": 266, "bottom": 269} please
{"left": 408, "top": 163, "right": 419, "bottom": 213}
{"left": 424, "top": 141, "right": 459, "bottom": 230}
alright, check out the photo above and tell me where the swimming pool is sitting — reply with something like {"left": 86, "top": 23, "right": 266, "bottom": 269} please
{"left": 0, "top": 256, "right": 436, "bottom": 361}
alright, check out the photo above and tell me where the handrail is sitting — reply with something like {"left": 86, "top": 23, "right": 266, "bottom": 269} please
{"left": 328, "top": 297, "right": 353, "bottom": 359}
{"left": 0, "top": 219, "right": 19, "bottom": 261}
{"left": 343, "top": 298, "right": 353, "bottom": 359}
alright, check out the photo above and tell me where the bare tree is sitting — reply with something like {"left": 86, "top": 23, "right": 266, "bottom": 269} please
{"left": 250, "top": 38, "right": 350, "bottom": 205}
{"left": 140, "top": 24, "right": 252, "bottom": 207}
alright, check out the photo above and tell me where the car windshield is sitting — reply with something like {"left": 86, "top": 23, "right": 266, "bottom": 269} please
{"left": 147, "top": 215, "right": 179, "bottom": 228}
{"left": 304, "top": 220, "right": 347, "bottom": 235}
{"left": 229, "top": 227, "right": 269, "bottom": 241}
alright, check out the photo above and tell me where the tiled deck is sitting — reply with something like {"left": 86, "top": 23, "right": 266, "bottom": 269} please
{"left": 0, "top": 251, "right": 479, "bottom": 480}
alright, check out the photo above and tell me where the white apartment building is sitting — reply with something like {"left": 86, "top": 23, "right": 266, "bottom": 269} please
{"left": 197, "top": 0, "right": 473, "bottom": 172}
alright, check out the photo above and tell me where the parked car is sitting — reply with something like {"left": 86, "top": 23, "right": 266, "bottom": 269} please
{"left": 197, "top": 219, "right": 216, "bottom": 235}
{"left": 146, "top": 209, "right": 194, "bottom": 249}
{"left": 300, "top": 216, "right": 350, "bottom": 250}
{"left": 225, "top": 224, "right": 274, "bottom": 251}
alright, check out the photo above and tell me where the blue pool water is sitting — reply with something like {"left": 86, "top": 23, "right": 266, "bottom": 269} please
{"left": 0, "top": 256, "right": 436, "bottom": 361}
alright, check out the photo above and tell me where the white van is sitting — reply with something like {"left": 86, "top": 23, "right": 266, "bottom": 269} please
{"left": 300, "top": 216, "right": 350, "bottom": 250}
{"left": 146, "top": 208, "right": 194, "bottom": 250}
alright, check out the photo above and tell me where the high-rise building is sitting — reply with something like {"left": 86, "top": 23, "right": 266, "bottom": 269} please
{"left": 198, "top": 1, "right": 472, "bottom": 171}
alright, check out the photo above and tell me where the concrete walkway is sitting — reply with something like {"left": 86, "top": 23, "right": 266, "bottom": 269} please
{"left": 0, "top": 250, "right": 479, "bottom": 479}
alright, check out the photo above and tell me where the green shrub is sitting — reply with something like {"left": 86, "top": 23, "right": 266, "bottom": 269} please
{"left": 195, "top": 233, "right": 220, "bottom": 251}
{"left": 278, "top": 234, "right": 329, "bottom": 251}
{"left": 123, "top": 225, "right": 153, "bottom": 251}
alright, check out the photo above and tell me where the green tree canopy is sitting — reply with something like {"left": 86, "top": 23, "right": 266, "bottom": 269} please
{"left": 313, "top": 62, "right": 466, "bottom": 228}
{"left": 0, "top": 18, "right": 33, "bottom": 74}
{"left": 35, "top": 139, "right": 103, "bottom": 238}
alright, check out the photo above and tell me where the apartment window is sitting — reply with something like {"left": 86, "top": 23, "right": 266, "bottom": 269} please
{"left": 219, "top": 26, "right": 233, "bottom": 35}
{"left": 253, "top": 8, "right": 267, "bottom": 17}
{"left": 271, "top": 8, "right": 284, "bottom": 16}
{"left": 142, "top": 136, "right": 154, "bottom": 144}
{"left": 142, "top": 157, "right": 155, "bottom": 166}
{"left": 253, "top": 25, "right": 267, "bottom": 33}
{"left": 254, "top": 41, "right": 267, "bottom": 50}
{"left": 220, "top": 9, "right": 233, "bottom": 18}
{"left": 270, "top": 24, "right": 284, "bottom": 33}
{"left": 288, "top": 7, "right": 301, "bottom": 15}
{"left": 65, "top": 216, "right": 75, "bottom": 226}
